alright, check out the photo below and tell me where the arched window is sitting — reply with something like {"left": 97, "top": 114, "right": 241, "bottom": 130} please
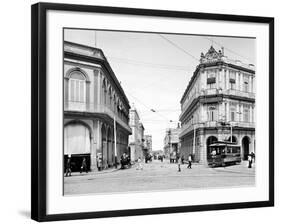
{"left": 69, "top": 72, "right": 86, "bottom": 103}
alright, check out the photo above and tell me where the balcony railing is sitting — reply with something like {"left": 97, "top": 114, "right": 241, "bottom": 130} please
{"left": 64, "top": 101, "right": 131, "bottom": 132}
{"left": 224, "top": 89, "right": 255, "bottom": 99}
{"left": 180, "top": 88, "right": 255, "bottom": 119}
{"left": 179, "top": 121, "right": 255, "bottom": 138}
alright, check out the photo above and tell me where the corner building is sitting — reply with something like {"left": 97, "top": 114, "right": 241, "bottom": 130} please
{"left": 163, "top": 127, "right": 181, "bottom": 160}
{"left": 129, "top": 106, "right": 145, "bottom": 162}
{"left": 64, "top": 41, "right": 131, "bottom": 171}
{"left": 179, "top": 46, "right": 255, "bottom": 164}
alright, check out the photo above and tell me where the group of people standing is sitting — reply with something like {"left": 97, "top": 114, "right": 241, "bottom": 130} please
{"left": 65, "top": 157, "right": 88, "bottom": 177}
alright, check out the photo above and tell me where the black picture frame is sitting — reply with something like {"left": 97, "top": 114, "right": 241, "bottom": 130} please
{"left": 31, "top": 2, "right": 274, "bottom": 222}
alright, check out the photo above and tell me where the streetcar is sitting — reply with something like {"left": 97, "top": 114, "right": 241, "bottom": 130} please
{"left": 207, "top": 141, "right": 241, "bottom": 167}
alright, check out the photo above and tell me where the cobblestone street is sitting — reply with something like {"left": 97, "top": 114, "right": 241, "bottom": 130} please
{"left": 64, "top": 160, "right": 255, "bottom": 195}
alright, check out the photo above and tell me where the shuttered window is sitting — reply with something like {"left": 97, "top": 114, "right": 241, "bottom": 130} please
{"left": 69, "top": 72, "right": 86, "bottom": 102}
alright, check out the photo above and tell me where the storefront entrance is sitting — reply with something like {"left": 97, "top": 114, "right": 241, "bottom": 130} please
{"left": 242, "top": 136, "right": 250, "bottom": 160}
{"left": 64, "top": 122, "right": 91, "bottom": 172}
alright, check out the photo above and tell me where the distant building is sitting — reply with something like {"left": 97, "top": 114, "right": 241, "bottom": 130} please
{"left": 129, "top": 106, "right": 145, "bottom": 161}
{"left": 143, "top": 135, "right": 152, "bottom": 156}
{"left": 64, "top": 41, "right": 131, "bottom": 171}
{"left": 163, "top": 126, "right": 181, "bottom": 161}
{"left": 179, "top": 46, "right": 255, "bottom": 164}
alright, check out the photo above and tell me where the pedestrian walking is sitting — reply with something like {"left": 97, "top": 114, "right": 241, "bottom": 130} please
{"left": 248, "top": 154, "right": 252, "bottom": 168}
{"left": 181, "top": 155, "right": 184, "bottom": 164}
{"left": 97, "top": 153, "right": 102, "bottom": 171}
{"left": 136, "top": 157, "right": 143, "bottom": 170}
{"left": 250, "top": 152, "right": 255, "bottom": 163}
{"left": 187, "top": 154, "right": 192, "bottom": 169}
{"left": 65, "top": 157, "right": 71, "bottom": 177}
{"left": 178, "top": 158, "right": 181, "bottom": 172}
{"left": 80, "top": 157, "right": 88, "bottom": 173}
{"left": 211, "top": 149, "right": 216, "bottom": 167}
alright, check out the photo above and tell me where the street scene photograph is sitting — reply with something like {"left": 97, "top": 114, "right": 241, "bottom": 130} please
{"left": 63, "top": 28, "right": 256, "bottom": 195}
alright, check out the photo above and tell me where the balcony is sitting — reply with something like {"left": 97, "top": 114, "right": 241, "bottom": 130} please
{"left": 179, "top": 121, "right": 255, "bottom": 138}
{"left": 224, "top": 89, "right": 255, "bottom": 99}
{"left": 64, "top": 101, "right": 131, "bottom": 133}
{"left": 180, "top": 88, "right": 255, "bottom": 120}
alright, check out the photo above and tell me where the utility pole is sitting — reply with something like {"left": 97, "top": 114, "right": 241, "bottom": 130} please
{"left": 230, "top": 123, "right": 233, "bottom": 143}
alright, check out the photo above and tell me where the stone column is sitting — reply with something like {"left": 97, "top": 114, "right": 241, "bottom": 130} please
{"left": 90, "top": 120, "right": 100, "bottom": 171}
{"left": 86, "top": 81, "right": 90, "bottom": 110}
{"left": 236, "top": 71, "right": 239, "bottom": 90}
{"left": 199, "top": 134, "right": 207, "bottom": 166}
{"left": 220, "top": 68, "right": 224, "bottom": 90}
{"left": 64, "top": 78, "right": 69, "bottom": 109}
{"left": 250, "top": 105, "right": 253, "bottom": 123}
{"left": 249, "top": 75, "right": 253, "bottom": 93}
{"left": 241, "top": 104, "right": 244, "bottom": 122}
{"left": 226, "top": 69, "right": 229, "bottom": 90}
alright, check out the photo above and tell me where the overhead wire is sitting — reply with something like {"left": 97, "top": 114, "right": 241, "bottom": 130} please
{"left": 204, "top": 37, "right": 255, "bottom": 64}
{"left": 158, "top": 34, "right": 199, "bottom": 62}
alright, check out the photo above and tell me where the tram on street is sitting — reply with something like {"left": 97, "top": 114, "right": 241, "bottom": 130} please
{"left": 207, "top": 141, "right": 242, "bottom": 167}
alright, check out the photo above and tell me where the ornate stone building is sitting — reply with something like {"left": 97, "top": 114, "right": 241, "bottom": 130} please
{"left": 129, "top": 106, "right": 145, "bottom": 161}
{"left": 143, "top": 135, "right": 152, "bottom": 156}
{"left": 64, "top": 41, "right": 131, "bottom": 171}
{"left": 179, "top": 46, "right": 255, "bottom": 164}
{"left": 163, "top": 126, "right": 181, "bottom": 161}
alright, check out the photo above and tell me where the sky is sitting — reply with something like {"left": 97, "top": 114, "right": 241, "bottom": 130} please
{"left": 64, "top": 29, "right": 255, "bottom": 151}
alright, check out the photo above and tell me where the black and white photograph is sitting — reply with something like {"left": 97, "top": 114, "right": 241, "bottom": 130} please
{"left": 63, "top": 29, "right": 256, "bottom": 195}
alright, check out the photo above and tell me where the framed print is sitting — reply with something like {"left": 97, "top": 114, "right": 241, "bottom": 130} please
{"left": 31, "top": 2, "right": 274, "bottom": 222}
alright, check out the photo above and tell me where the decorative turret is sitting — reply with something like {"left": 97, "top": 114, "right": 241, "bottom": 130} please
{"left": 200, "top": 46, "right": 224, "bottom": 64}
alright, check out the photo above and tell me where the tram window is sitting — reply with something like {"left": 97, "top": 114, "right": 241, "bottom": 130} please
{"left": 227, "top": 148, "right": 231, "bottom": 153}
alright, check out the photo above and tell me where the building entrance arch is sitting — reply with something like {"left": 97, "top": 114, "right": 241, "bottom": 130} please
{"left": 206, "top": 136, "right": 218, "bottom": 157}
{"left": 64, "top": 122, "right": 91, "bottom": 172}
{"left": 242, "top": 136, "right": 250, "bottom": 160}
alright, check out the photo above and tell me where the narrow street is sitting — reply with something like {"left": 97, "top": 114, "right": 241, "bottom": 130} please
{"left": 64, "top": 160, "right": 255, "bottom": 195}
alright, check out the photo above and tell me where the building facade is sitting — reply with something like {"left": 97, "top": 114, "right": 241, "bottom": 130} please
{"left": 143, "top": 135, "right": 152, "bottom": 156}
{"left": 64, "top": 41, "right": 131, "bottom": 171}
{"left": 163, "top": 127, "right": 181, "bottom": 161}
{"left": 179, "top": 46, "right": 255, "bottom": 164}
{"left": 129, "top": 106, "right": 145, "bottom": 161}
